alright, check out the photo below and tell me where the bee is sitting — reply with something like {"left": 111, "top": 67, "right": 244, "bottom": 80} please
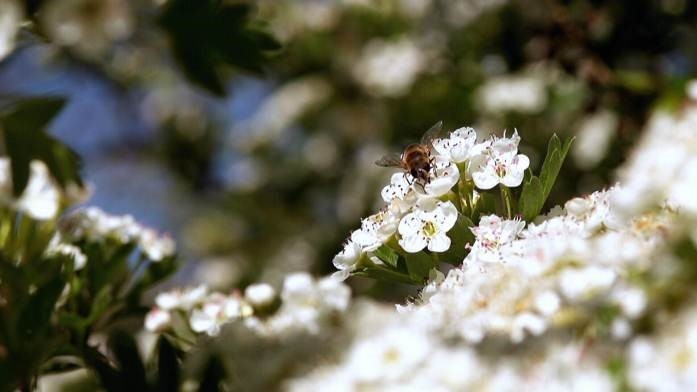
{"left": 375, "top": 121, "right": 445, "bottom": 185}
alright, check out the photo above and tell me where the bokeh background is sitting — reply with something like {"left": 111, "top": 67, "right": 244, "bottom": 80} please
{"left": 2, "top": 0, "right": 696, "bottom": 298}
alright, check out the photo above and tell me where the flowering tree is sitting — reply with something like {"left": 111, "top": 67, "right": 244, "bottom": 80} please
{"left": 3, "top": 0, "right": 697, "bottom": 391}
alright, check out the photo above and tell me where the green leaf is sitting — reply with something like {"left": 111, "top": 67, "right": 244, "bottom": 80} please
{"left": 518, "top": 175, "right": 544, "bottom": 222}
{"left": 473, "top": 192, "right": 497, "bottom": 221}
{"left": 539, "top": 134, "right": 574, "bottom": 200}
{"left": 373, "top": 244, "right": 399, "bottom": 268}
{"left": 404, "top": 252, "right": 434, "bottom": 283}
{"left": 159, "top": 0, "right": 280, "bottom": 96}
{"left": 0, "top": 96, "right": 83, "bottom": 196}
{"left": 517, "top": 134, "right": 574, "bottom": 221}
{"left": 18, "top": 274, "right": 66, "bottom": 339}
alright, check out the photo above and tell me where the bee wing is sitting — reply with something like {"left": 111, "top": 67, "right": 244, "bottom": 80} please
{"left": 420, "top": 120, "right": 446, "bottom": 146}
{"left": 375, "top": 152, "right": 404, "bottom": 168}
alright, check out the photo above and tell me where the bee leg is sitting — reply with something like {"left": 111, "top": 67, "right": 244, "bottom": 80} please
{"left": 404, "top": 172, "right": 413, "bottom": 185}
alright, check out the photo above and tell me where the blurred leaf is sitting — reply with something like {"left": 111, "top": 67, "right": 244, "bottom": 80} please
{"left": 198, "top": 355, "right": 225, "bottom": 392}
{"left": 156, "top": 336, "right": 180, "bottom": 392}
{"left": 0, "top": 96, "right": 82, "bottom": 196}
{"left": 18, "top": 273, "right": 65, "bottom": 339}
{"left": 159, "top": 0, "right": 280, "bottom": 96}
{"left": 109, "top": 330, "right": 148, "bottom": 391}
{"left": 84, "top": 346, "right": 122, "bottom": 392}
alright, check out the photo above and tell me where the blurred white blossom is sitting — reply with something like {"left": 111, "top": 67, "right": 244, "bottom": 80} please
{"left": 352, "top": 37, "right": 427, "bottom": 97}
{"left": 572, "top": 111, "right": 618, "bottom": 169}
{"left": 478, "top": 75, "right": 547, "bottom": 114}
{"left": 41, "top": 0, "right": 134, "bottom": 57}
{"left": 0, "top": 158, "right": 62, "bottom": 220}
{"left": 0, "top": 0, "right": 21, "bottom": 61}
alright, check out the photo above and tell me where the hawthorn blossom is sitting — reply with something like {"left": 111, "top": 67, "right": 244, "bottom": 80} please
{"left": 144, "top": 307, "right": 171, "bottom": 332}
{"left": 1, "top": 159, "right": 62, "bottom": 220}
{"left": 414, "top": 157, "right": 460, "bottom": 198}
{"left": 468, "top": 131, "right": 530, "bottom": 189}
{"left": 155, "top": 285, "right": 208, "bottom": 311}
{"left": 189, "top": 293, "right": 247, "bottom": 336}
{"left": 139, "top": 228, "right": 176, "bottom": 261}
{"left": 398, "top": 200, "right": 458, "bottom": 253}
{"left": 466, "top": 214, "right": 525, "bottom": 264}
{"left": 381, "top": 172, "right": 417, "bottom": 212}
{"left": 350, "top": 206, "right": 401, "bottom": 251}
{"left": 0, "top": 0, "right": 21, "bottom": 61}
{"left": 247, "top": 273, "right": 351, "bottom": 336}
{"left": 432, "top": 127, "right": 477, "bottom": 163}
{"left": 40, "top": 0, "right": 134, "bottom": 57}
{"left": 332, "top": 239, "right": 362, "bottom": 281}
{"left": 45, "top": 239, "right": 88, "bottom": 270}
{"left": 244, "top": 283, "right": 276, "bottom": 307}
{"left": 345, "top": 325, "right": 432, "bottom": 384}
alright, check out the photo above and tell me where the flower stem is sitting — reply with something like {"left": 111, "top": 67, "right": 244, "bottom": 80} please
{"left": 500, "top": 186, "right": 513, "bottom": 219}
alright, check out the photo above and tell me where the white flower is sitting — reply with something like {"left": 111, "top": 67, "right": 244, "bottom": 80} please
{"left": 346, "top": 325, "right": 431, "bottom": 383}
{"left": 398, "top": 200, "right": 458, "bottom": 253}
{"left": 244, "top": 283, "right": 276, "bottom": 307}
{"left": 2, "top": 160, "right": 62, "bottom": 220}
{"left": 414, "top": 157, "right": 460, "bottom": 198}
{"left": 381, "top": 172, "right": 417, "bottom": 212}
{"left": 510, "top": 312, "right": 547, "bottom": 343}
{"left": 59, "top": 207, "right": 142, "bottom": 243}
{"left": 139, "top": 228, "right": 175, "bottom": 261}
{"left": 46, "top": 241, "right": 88, "bottom": 270}
{"left": 466, "top": 214, "right": 525, "bottom": 264}
{"left": 432, "top": 127, "right": 477, "bottom": 163}
{"left": 155, "top": 285, "right": 208, "bottom": 311}
{"left": 332, "top": 239, "right": 362, "bottom": 281}
{"left": 350, "top": 207, "right": 401, "bottom": 251}
{"left": 572, "top": 110, "right": 618, "bottom": 170}
{"left": 189, "top": 294, "right": 244, "bottom": 336}
{"left": 478, "top": 75, "right": 547, "bottom": 114}
{"left": 468, "top": 131, "right": 530, "bottom": 190}
{"left": 255, "top": 273, "right": 351, "bottom": 335}
{"left": 558, "top": 266, "right": 616, "bottom": 301}
{"left": 0, "top": 0, "right": 21, "bottom": 61}
{"left": 144, "top": 307, "right": 171, "bottom": 332}
{"left": 352, "top": 37, "right": 427, "bottom": 97}
{"left": 533, "top": 290, "right": 561, "bottom": 316}
{"left": 40, "top": 0, "right": 134, "bottom": 57}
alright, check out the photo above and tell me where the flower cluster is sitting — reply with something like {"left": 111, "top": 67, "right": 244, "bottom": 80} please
{"left": 334, "top": 125, "right": 531, "bottom": 282}
{"left": 283, "top": 87, "right": 697, "bottom": 391}
{"left": 399, "top": 187, "right": 665, "bottom": 344}
{"left": 58, "top": 206, "right": 175, "bottom": 261}
{"left": 145, "top": 272, "right": 350, "bottom": 338}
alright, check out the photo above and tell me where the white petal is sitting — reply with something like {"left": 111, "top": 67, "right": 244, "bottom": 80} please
{"left": 432, "top": 138, "right": 451, "bottom": 157}
{"left": 471, "top": 165, "right": 499, "bottom": 190}
{"left": 437, "top": 201, "right": 458, "bottom": 231}
{"left": 501, "top": 168, "right": 525, "bottom": 187}
{"left": 189, "top": 309, "right": 215, "bottom": 334}
{"left": 399, "top": 234, "right": 428, "bottom": 253}
{"left": 427, "top": 232, "right": 451, "bottom": 252}
{"left": 398, "top": 213, "right": 422, "bottom": 237}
